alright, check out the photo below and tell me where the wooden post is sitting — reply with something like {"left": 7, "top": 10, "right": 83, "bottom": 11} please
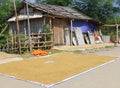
{"left": 13, "top": 0, "right": 21, "bottom": 54}
{"left": 49, "top": 18, "right": 53, "bottom": 46}
{"left": 70, "top": 19, "right": 73, "bottom": 46}
{"left": 14, "top": 31, "right": 17, "bottom": 52}
{"left": 43, "top": 17, "right": 46, "bottom": 25}
{"left": 49, "top": 18, "right": 52, "bottom": 31}
{"left": 44, "top": 34, "right": 45, "bottom": 49}
{"left": 116, "top": 24, "right": 119, "bottom": 43}
{"left": 26, "top": 1, "right": 32, "bottom": 52}
{"left": 6, "top": 37, "right": 9, "bottom": 52}
{"left": 11, "top": 33, "right": 14, "bottom": 53}
{"left": 43, "top": 17, "right": 46, "bottom": 32}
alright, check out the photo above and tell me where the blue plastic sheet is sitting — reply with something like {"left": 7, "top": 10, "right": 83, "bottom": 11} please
{"left": 72, "top": 20, "right": 97, "bottom": 33}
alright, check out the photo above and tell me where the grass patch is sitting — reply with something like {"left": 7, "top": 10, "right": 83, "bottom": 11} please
{"left": 47, "top": 49, "right": 63, "bottom": 55}
{"left": 71, "top": 50, "right": 82, "bottom": 54}
{"left": 105, "top": 45, "right": 114, "bottom": 48}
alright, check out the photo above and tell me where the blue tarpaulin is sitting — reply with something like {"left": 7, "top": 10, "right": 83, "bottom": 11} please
{"left": 72, "top": 20, "right": 97, "bottom": 33}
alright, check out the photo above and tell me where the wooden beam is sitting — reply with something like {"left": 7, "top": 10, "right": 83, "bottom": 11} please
{"left": 103, "top": 24, "right": 120, "bottom": 27}
{"left": 26, "top": 0, "right": 32, "bottom": 52}
{"left": 13, "top": 0, "right": 21, "bottom": 54}
{"left": 116, "top": 24, "right": 119, "bottom": 43}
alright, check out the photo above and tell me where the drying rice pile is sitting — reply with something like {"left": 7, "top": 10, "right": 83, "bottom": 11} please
{"left": 0, "top": 52, "right": 116, "bottom": 84}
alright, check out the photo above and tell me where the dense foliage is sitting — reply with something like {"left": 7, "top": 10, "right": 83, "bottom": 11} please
{"left": 46, "top": 0, "right": 70, "bottom": 6}
{"left": 0, "top": 0, "right": 20, "bottom": 44}
{"left": 35, "top": 0, "right": 70, "bottom": 6}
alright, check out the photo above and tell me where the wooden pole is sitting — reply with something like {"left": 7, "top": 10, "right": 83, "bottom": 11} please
{"left": 70, "top": 19, "right": 73, "bottom": 46}
{"left": 49, "top": 18, "right": 52, "bottom": 31}
{"left": 11, "top": 33, "right": 14, "bottom": 53}
{"left": 116, "top": 24, "right": 119, "bottom": 43}
{"left": 26, "top": 1, "right": 32, "bottom": 52}
{"left": 13, "top": 0, "right": 21, "bottom": 54}
{"left": 43, "top": 17, "right": 46, "bottom": 32}
{"left": 49, "top": 18, "right": 53, "bottom": 46}
{"left": 0, "top": 24, "right": 8, "bottom": 36}
{"left": 6, "top": 37, "right": 9, "bottom": 52}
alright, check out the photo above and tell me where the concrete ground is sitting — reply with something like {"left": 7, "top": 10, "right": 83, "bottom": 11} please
{"left": 0, "top": 46, "right": 120, "bottom": 88}
{"left": 52, "top": 47, "right": 120, "bottom": 88}
{"left": 52, "top": 57, "right": 120, "bottom": 88}
{"left": 0, "top": 75, "right": 44, "bottom": 88}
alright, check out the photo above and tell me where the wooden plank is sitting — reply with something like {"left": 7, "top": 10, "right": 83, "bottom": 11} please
{"left": 33, "top": 45, "right": 52, "bottom": 48}
{"left": 72, "top": 37, "right": 77, "bottom": 46}
{"left": 74, "top": 28, "right": 85, "bottom": 45}
{"left": 89, "top": 35, "right": 95, "bottom": 44}
{"left": 64, "top": 28, "right": 70, "bottom": 45}
{"left": 32, "top": 41, "right": 52, "bottom": 44}
{"left": 84, "top": 35, "right": 90, "bottom": 44}
{"left": 103, "top": 24, "right": 120, "bottom": 27}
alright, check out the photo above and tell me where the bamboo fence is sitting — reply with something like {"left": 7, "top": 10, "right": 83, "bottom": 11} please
{"left": 0, "top": 32, "right": 53, "bottom": 54}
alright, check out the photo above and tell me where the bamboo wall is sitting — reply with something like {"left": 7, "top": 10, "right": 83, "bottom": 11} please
{"left": 9, "top": 18, "right": 44, "bottom": 35}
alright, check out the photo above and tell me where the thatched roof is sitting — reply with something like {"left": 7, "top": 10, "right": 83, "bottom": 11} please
{"left": 8, "top": 1, "right": 102, "bottom": 25}
{"left": 30, "top": 2, "right": 91, "bottom": 20}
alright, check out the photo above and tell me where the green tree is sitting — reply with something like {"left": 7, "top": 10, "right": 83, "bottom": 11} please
{"left": 98, "top": 0, "right": 114, "bottom": 23}
{"left": 0, "top": 0, "right": 20, "bottom": 44}
{"left": 46, "top": 0, "right": 71, "bottom": 6}
{"left": 35, "top": 0, "right": 46, "bottom": 3}
{"left": 115, "top": 0, "right": 120, "bottom": 6}
{"left": 73, "top": 0, "right": 115, "bottom": 23}
{"left": 0, "top": 0, "right": 20, "bottom": 23}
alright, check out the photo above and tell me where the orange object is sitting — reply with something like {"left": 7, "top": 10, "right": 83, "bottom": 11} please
{"left": 94, "top": 34, "right": 99, "bottom": 41}
{"left": 32, "top": 50, "right": 48, "bottom": 56}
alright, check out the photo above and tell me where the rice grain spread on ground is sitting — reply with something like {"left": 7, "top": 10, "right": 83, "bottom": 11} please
{"left": 0, "top": 52, "right": 116, "bottom": 84}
